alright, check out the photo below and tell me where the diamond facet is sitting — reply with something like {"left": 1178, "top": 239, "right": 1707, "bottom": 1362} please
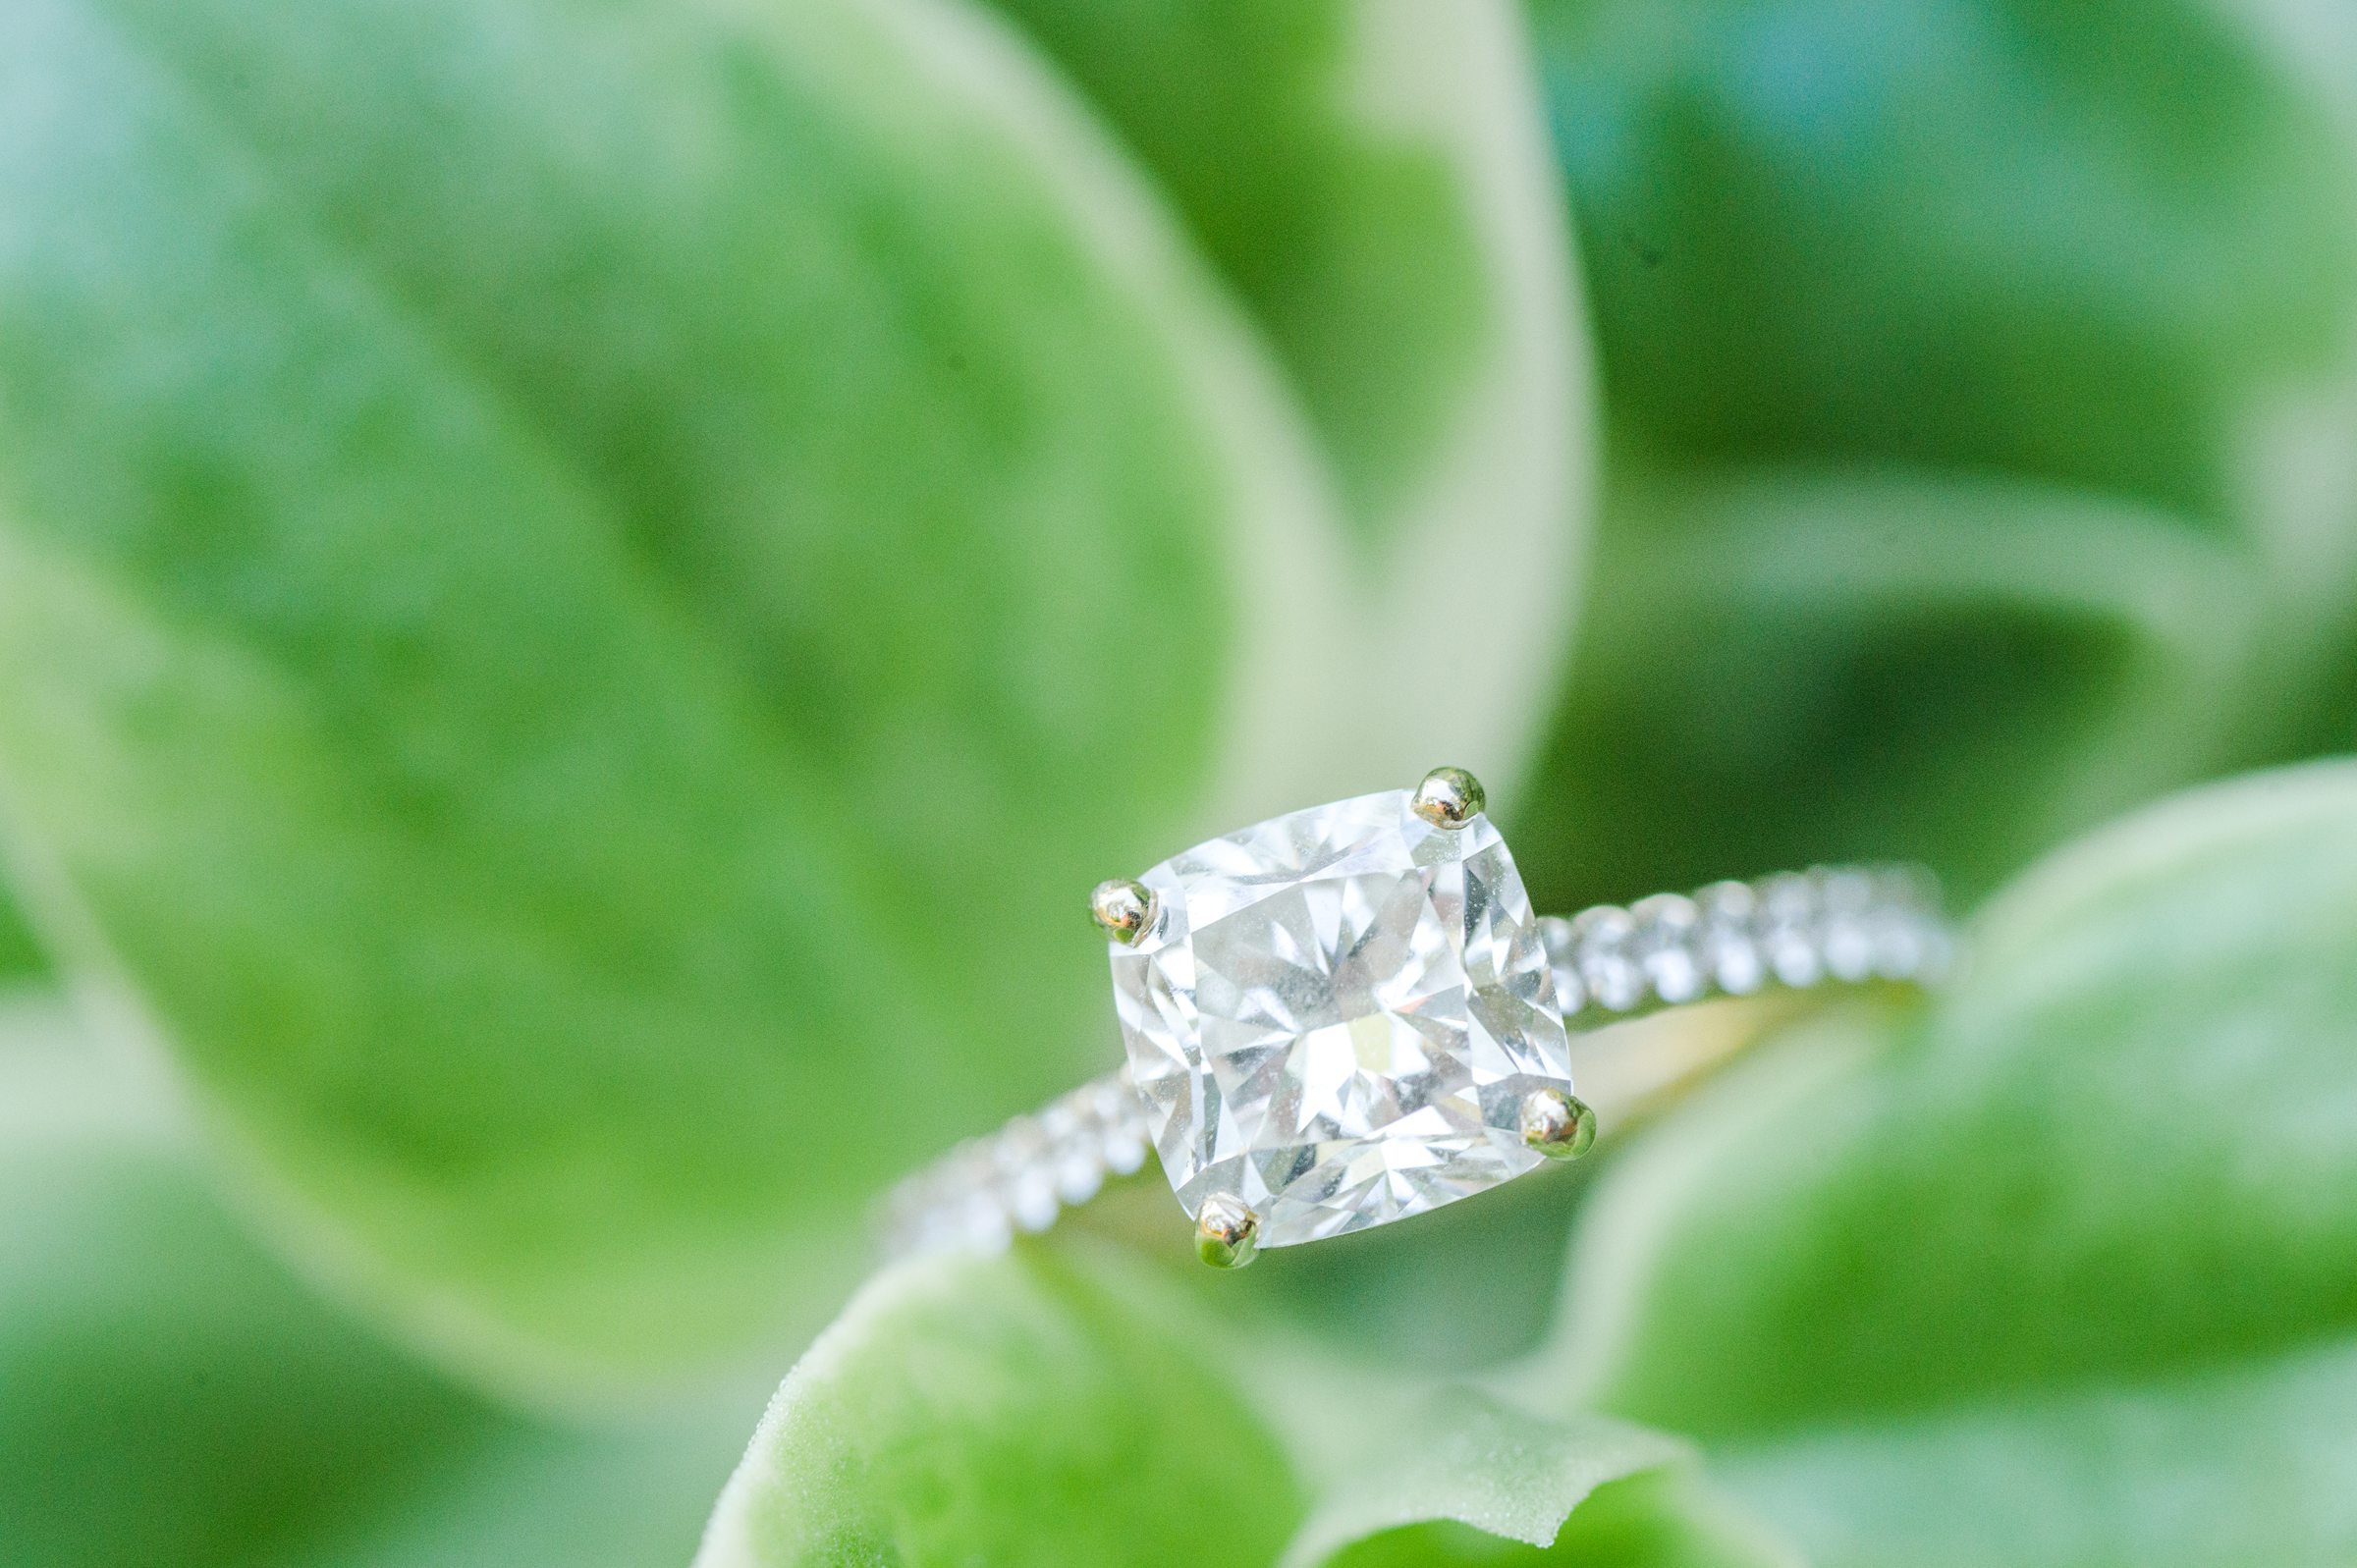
{"left": 1108, "top": 789, "right": 1573, "bottom": 1247}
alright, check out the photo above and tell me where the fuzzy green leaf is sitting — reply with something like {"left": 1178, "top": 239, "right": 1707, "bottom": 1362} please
{"left": 0, "top": 0, "right": 1278, "bottom": 1393}
{"left": 1279, "top": 1387, "right": 1688, "bottom": 1567}
{"left": 697, "top": 1244, "right": 1303, "bottom": 1568}
{"left": 978, "top": 0, "right": 1591, "bottom": 801}
{"left": 985, "top": 0, "right": 1581, "bottom": 534}
{"left": 0, "top": 1000, "right": 746, "bottom": 1568}
{"left": 1522, "top": 0, "right": 2357, "bottom": 899}
{"left": 1518, "top": 468, "right": 2262, "bottom": 905}
{"left": 0, "top": 0, "right": 1590, "bottom": 1395}
{"left": 1541, "top": 760, "right": 2357, "bottom": 1565}
{"left": 1716, "top": 1338, "right": 2357, "bottom": 1568}
{"left": 0, "top": 892, "right": 38, "bottom": 980}
{"left": 695, "top": 1240, "right": 1717, "bottom": 1568}
{"left": 1327, "top": 1469, "right": 1800, "bottom": 1568}
{"left": 1534, "top": 0, "right": 2357, "bottom": 524}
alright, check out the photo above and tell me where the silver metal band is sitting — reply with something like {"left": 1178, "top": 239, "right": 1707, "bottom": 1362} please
{"left": 1540, "top": 864, "right": 1948, "bottom": 1018}
{"left": 882, "top": 1068, "right": 1151, "bottom": 1260}
{"left": 883, "top": 863, "right": 1947, "bottom": 1260}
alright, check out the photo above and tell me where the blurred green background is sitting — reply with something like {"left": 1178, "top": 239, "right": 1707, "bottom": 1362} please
{"left": 3, "top": 0, "right": 2355, "bottom": 1564}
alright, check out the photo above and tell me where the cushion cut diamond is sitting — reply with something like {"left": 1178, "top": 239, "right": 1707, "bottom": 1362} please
{"left": 1108, "top": 789, "right": 1573, "bottom": 1246}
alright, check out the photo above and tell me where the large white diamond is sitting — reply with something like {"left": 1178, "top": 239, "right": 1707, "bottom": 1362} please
{"left": 1109, "top": 789, "right": 1573, "bottom": 1247}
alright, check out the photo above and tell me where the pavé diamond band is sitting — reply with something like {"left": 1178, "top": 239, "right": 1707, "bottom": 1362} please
{"left": 884, "top": 768, "right": 1949, "bottom": 1269}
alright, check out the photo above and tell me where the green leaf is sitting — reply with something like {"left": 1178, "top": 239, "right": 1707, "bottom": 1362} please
{"left": 1520, "top": 0, "right": 2357, "bottom": 901}
{"left": 0, "top": 998, "right": 746, "bottom": 1568}
{"left": 1715, "top": 1339, "right": 2357, "bottom": 1568}
{"left": 1540, "top": 760, "right": 2357, "bottom": 1564}
{"left": 1531, "top": 0, "right": 2357, "bottom": 528}
{"left": 0, "top": 891, "right": 39, "bottom": 980}
{"left": 0, "top": 0, "right": 1588, "bottom": 1395}
{"left": 977, "top": 0, "right": 1590, "bottom": 799}
{"left": 697, "top": 1243, "right": 1302, "bottom": 1568}
{"left": 1517, "top": 467, "right": 2264, "bottom": 904}
{"left": 1327, "top": 1469, "right": 1800, "bottom": 1568}
{"left": 0, "top": 0, "right": 1239, "bottom": 1393}
{"left": 1280, "top": 1387, "right": 1687, "bottom": 1567}
{"left": 983, "top": 0, "right": 1580, "bottom": 532}
{"left": 695, "top": 1239, "right": 1704, "bottom": 1568}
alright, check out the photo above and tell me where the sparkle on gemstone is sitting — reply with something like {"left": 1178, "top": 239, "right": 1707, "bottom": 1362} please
{"left": 1108, "top": 789, "right": 1574, "bottom": 1247}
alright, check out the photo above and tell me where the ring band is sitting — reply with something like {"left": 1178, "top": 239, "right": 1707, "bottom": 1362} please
{"left": 884, "top": 770, "right": 1948, "bottom": 1268}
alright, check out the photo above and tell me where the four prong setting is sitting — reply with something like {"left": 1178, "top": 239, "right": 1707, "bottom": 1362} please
{"left": 1520, "top": 1087, "right": 1598, "bottom": 1162}
{"left": 1194, "top": 1193, "right": 1261, "bottom": 1270}
{"left": 1410, "top": 765, "right": 1486, "bottom": 829}
{"left": 1089, "top": 877, "right": 1159, "bottom": 946}
{"left": 1103, "top": 766, "right": 1577, "bottom": 1258}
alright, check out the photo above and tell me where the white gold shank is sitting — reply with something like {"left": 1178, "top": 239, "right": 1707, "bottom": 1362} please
{"left": 1538, "top": 865, "right": 1946, "bottom": 1021}
{"left": 882, "top": 861, "right": 1946, "bottom": 1261}
{"left": 881, "top": 1072, "right": 1148, "bottom": 1260}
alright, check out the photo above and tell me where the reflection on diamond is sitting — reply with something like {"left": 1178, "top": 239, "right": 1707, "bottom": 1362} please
{"left": 1108, "top": 789, "right": 1572, "bottom": 1246}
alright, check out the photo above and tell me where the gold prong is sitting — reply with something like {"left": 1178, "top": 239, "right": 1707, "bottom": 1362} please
{"left": 1089, "top": 878, "right": 1158, "bottom": 946}
{"left": 1410, "top": 766, "right": 1486, "bottom": 829}
{"left": 1194, "top": 1193, "right": 1261, "bottom": 1269}
{"left": 1520, "top": 1087, "right": 1597, "bottom": 1161}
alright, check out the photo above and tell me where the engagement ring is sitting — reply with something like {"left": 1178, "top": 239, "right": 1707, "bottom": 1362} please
{"left": 886, "top": 767, "right": 1948, "bottom": 1269}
